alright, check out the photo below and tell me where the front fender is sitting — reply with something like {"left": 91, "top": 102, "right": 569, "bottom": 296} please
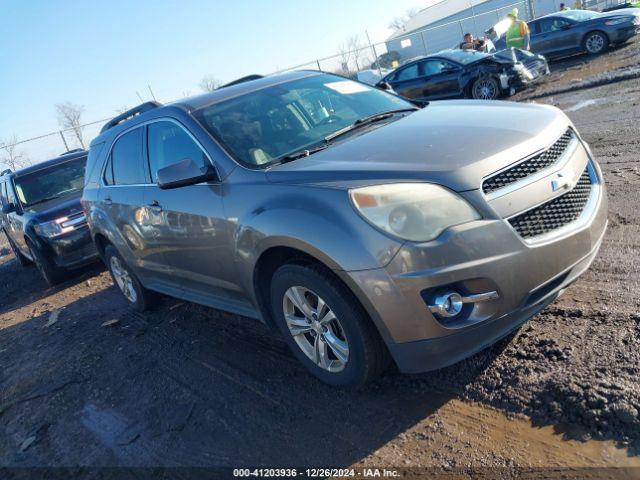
{"left": 228, "top": 185, "right": 403, "bottom": 297}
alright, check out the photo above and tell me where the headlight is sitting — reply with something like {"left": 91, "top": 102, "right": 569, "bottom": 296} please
{"left": 605, "top": 17, "right": 631, "bottom": 25}
{"left": 34, "top": 215, "right": 84, "bottom": 238}
{"left": 349, "top": 183, "right": 481, "bottom": 242}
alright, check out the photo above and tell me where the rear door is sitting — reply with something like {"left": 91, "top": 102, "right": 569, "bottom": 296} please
{"left": 98, "top": 127, "right": 149, "bottom": 279}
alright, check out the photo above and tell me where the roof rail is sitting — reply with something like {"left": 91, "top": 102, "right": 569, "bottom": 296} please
{"left": 0, "top": 169, "right": 12, "bottom": 176}
{"left": 220, "top": 74, "right": 264, "bottom": 89}
{"left": 100, "top": 101, "right": 162, "bottom": 134}
{"left": 60, "top": 148, "right": 85, "bottom": 156}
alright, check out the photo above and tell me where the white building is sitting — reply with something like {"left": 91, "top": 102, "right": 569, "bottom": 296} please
{"left": 384, "top": 0, "right": 579, "bottom": 61}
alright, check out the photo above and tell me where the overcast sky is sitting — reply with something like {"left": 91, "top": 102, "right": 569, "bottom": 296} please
{"left": 1, "top": 0, "right": 433, "bottom": 158}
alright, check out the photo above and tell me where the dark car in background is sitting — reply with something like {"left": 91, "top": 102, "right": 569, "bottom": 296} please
{"left": 376, "top": 48, "right": 548, "bottom": 101}
{"left": 495, "top": 9, "right": 640, "bottom": 58}
{"left": 0, "top": 150, "right": 98, "bottom": 285}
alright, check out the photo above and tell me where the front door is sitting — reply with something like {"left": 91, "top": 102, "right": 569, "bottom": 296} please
{"left": 419, "top": 59, "right": 462, "bottom": 99}
{"left": 141, "top": 120, "right": 244, "bottom": 311}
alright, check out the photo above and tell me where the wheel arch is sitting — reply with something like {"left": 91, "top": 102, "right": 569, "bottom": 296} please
{"left": 252, "top": 244, "right": 394, "bottom": 344}
{"left": 582, "top": 29, "right": 610, "bottom": 51}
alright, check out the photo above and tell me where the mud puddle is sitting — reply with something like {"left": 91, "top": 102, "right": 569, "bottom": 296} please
{"left": 358, "top": 399, "right": 639, "bottom": 468}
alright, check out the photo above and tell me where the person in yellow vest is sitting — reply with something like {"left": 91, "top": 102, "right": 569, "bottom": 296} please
{"left": 506, "top": 8, "right": 531, "bottom": 50}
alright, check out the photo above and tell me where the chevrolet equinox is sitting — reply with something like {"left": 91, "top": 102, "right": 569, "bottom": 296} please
{"left": 82, "top": 72, "right": 607, "bottom": 387}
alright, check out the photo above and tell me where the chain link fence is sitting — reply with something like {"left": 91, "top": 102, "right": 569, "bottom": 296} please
{"left": 0, "top": 0, "right": 626, "bottom": 169}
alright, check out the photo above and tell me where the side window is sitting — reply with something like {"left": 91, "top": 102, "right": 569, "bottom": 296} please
{"left": 394, "top": 63, "right": 420, "bottom": 82}
{"left": 147, "top": 121, "right": 208, "bottom": 182}
{"left": 0, "top": 182, "right": 6, "bottom": 206}
{"left": 538, "top": 18, "right": 569, "bottom": 33}
{"left": 110, "top": 128, "right": 145, "bottom": 185}
{"left": 5, "top": 181, "right": 17, "bottom": 204}
{"left": 550, "top": 19, "right": 571, "bottom": 31}
{"left": 421, "top": 60, "right": 449, "bottom": 76}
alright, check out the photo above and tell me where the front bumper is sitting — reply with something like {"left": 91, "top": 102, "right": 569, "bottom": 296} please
{"left": 609, "top": 24, "right": 640, "bottom": 43}
{"left": 344, "top": 161, "right": 608, "bottom": 374}
{"left": 38, "top": 225, "right": 99, "bottom": 269}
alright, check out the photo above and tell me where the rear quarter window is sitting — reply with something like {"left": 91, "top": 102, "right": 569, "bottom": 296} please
{"left": 108, "top": 128, "right": 145, "bottom": 185}
{"left": 85, "top": 143, "right": 105, "bottom": 187}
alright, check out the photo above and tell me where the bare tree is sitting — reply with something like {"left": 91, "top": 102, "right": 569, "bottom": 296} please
{"left": 1, "top": 135, "right": 30, "bottom": 171}
{"left": 337, "top": 44, "right": 353, "bottom": 76}
{"left": 346, "top": 35, "right": 370, "bottom": 72}
{"left": 56, "top": 102, "right": 85, "bottom": 149}
{"left": 388, "top": 8, "right": 419, "bottom": 32}
{"left": 199, "top": 75, "right": 220, "bottom": 92}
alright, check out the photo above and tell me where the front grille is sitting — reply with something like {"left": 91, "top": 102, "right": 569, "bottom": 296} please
{"left": 483, "top": 128, "right": 575, "bottom": 195}
{"left": 508, "top": 167, "right": 592, "bottom": 239}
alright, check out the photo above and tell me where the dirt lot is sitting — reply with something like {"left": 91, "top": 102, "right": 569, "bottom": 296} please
{"left": 1, "top": 40, "right": 640, "bottom": 476}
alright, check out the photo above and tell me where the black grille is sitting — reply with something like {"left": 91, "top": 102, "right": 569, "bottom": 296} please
{"left": 508, "top": 167, "right": 593, "bottom": 239}
{"left": 483, "top": 129, "right": 575, "bottom": 194}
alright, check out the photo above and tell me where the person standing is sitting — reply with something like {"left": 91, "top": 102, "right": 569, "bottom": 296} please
{"left": 560, "top": 3, "right": 570, "bottom": 10}
{"left": 505, "top": 8, "right": 531, "bottom": 50}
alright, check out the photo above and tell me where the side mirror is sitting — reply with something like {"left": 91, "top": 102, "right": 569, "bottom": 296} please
{"left": 157, "top": 159, "right": 219, "bottom": 190}
{"left": 376, "top": 81, "right": 393, "bottom": 91}
{"left": 1, "top": 203, "right": 16, "bottom": 214}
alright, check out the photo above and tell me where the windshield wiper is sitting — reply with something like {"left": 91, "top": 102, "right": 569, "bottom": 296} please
{"left": 277, "top": 144, "right": 329, "bottom": 164}
{"left": 324, "top": 108, "right": 418, "bottom": 142}
{"left": 26, "top": 195, "right": 61, "bottom": 207}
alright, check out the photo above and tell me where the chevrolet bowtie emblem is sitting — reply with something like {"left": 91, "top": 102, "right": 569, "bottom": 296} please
{"left": 551, "top": 168, "right": 574, "bottom": 192}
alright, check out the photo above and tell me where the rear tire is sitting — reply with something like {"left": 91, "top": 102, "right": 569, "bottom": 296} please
{"left": 471, "top": 76, "right": 500, "bottom": 100}
{"left": 104, "top": 245, "right": 156, "bottom": 312}
{"left": 583, "top": 31, "right": 609, "bottom": 55}
{"left": 4, "top": 232, "right": 31, "bottom": 266}
{"left": 28, "top": 241, "right": 66, "bottom": 286}
{"left": 270, "top": 263, "right": 387, "bottom": 387}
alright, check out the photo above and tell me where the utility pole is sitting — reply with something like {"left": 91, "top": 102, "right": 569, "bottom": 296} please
{"left": 365, "top": 30, "right": 382, "bottom": 77}
{"left": 58, "top": 131, "right": 69, "bottom": 152}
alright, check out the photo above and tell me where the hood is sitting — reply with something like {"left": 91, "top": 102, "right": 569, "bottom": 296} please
{"left": 600, "top": 8, "right": 640, "bottom": 19}
{"left": 266, "top": 101, "right": 571, "bottom": 192}
{"left": 25, "top": 192, "right": 84, "bottom": 222}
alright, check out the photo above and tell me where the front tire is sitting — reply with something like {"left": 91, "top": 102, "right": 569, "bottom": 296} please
{"left": 471, "top": 76, "right": 500, "bottom": 100}
{"left": 270, "top": 264, "right": 387, "bottom": 387}
{"left": 28, "top": 241, "right": 65, "bottom": 286}
{"left": 4, "top": 231, "right": 31, "bottom": 266}
{"left": 104, "top": 245, "right": 156, "bottom": 312}
{"left": 584, "top": 31, "right": 609, "bottom": 55}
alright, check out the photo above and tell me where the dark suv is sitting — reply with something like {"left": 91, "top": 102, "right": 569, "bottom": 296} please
{"left": 83, "top": 72, "right": 606, "bottom": 387}
{"left": 0, "top": 150, "right": 99, "bottom": 285}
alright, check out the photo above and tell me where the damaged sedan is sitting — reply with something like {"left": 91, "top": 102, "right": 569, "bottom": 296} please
{"left": 376, "top": 48, "right": 549, "bottom": 101}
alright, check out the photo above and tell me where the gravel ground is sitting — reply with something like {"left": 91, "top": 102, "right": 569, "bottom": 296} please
{"left": 1, "top": 40, "right": 639, "bottom": 474}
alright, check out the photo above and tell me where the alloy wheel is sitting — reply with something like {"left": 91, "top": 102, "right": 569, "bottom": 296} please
{"left": 586, "top": 33, "right": 605, "bottom": 53}
{"left": 110, "top": 256, "right": 137, "bottom": 304}
{"left": 474, "top": 79, "right": 497, "bottom": 100}
{"left": 282, "top": 286, "right": 349, "bottom": 373}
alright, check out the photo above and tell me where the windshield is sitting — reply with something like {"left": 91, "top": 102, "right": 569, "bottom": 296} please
{"left": 561, "top": 10, "right": 601, "bottom": 21}
{"left": 14, "top": 157, "right": 86, "bottom": 209}
{"left": 442, "top": 50, "right": 490, "bottom": 64}
{"left": 192, "top": 74, "right": 414, "bottom": 167}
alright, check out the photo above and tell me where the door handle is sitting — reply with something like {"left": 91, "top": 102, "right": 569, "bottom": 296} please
{"left": 103, "top": 197, "right": 112, "bottom": 205}
{"left": 147, "top": 201, "right": 163, "bottom": 213}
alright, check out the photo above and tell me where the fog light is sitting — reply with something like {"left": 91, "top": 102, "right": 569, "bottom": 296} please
{"left": 430, "top": 292, "right": 464, "bottom": 318}
{"left": 428, "top": 290, "right": 499, "bottom": 319}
